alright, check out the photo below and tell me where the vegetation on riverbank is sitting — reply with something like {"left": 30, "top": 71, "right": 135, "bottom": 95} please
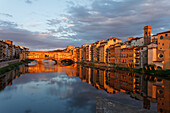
{"left": 112, "top": 66, "right": 170, "bottom": 78}
{"left": 78, "top": 62, "right": 170, "bottom": 79}
{"left": 0, "top": 59, "right": 34, "bottom": 75}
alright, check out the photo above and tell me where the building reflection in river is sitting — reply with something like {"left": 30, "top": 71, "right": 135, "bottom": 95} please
{"left": 77, "top": 65, "right": 170, "bottom": 113}
{"left": 0, "top": 65, "right": 28, "bottom": 91}
{"left": 0, "top": 64, "right": 169, "bottom": 113}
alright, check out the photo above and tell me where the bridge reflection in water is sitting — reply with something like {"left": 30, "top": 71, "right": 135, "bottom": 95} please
{"left": 28, "top": 63, "right": 78, "bottom": 77}
{"left": 0, "top": 64, "right": 169, "bottom": 113}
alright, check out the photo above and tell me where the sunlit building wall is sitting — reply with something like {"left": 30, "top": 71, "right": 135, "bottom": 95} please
{"left": 157, "top": 31, "right": 170, "bottom": 69}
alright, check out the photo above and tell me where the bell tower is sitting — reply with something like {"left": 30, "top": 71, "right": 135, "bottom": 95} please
{"left": 144, "top": 25, "right": 152, "bottom": 45}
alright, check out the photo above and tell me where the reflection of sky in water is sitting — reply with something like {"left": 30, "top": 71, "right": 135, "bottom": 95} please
{"left": 0, "top": 72, "right": 156, "bottom": 113}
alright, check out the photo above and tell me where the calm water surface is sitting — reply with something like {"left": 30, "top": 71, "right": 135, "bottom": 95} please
{"left": 0, "top": 63, "right": 169, "bottom": 113}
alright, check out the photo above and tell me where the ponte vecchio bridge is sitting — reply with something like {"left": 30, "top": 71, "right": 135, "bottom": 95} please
{"left": 28, "top": 51, "right": 74, "bottom": 63}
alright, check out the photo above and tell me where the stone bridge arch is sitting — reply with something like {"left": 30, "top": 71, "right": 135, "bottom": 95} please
{"left": 28, "top": 51, "right": 74, "bottom": 64}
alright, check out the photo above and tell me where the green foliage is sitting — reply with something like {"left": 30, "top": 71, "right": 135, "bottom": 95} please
{"left": 0, "top": 60, "right": 31, "bottom": 75}
{"left": 112, "top": 66, "right": 170, "bottom": 78}
{"left": 0, "top": 62, "right": 23, "bottom": 75}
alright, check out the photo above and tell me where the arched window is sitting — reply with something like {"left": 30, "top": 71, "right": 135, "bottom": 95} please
{"left": 165, "top": 34, "right": 168, "bottom": 36}
{"left": 159, "top": 54, "right": 163, "bottom": 58}
{"left": 145, "top": 32, "right": 147, "bottom": 36}
{"left": 160, "top": 36, "right": 163, "bottom": 39}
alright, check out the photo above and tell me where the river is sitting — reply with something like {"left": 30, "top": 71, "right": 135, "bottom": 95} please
{"left": 0, "top": 63, "right": 169, "bottom": 113}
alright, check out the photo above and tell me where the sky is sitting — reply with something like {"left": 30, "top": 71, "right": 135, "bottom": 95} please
{"left": 0, "top": 0, "right": 170, "bottom": 51}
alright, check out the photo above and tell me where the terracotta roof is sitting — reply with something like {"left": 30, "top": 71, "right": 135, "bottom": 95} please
{"left": 121, "top": 48, "right": 128, "bottom": 50}
{"left": 134, "top": 46, "right": 147, "bottom": 50}
{"left": 99, "top": 45, "right": 105, "bottom": 47}
{"left": 128, "top": 46, "right": 135, "bottom": 50}
{"left": 157, "top": 30, "right": 170, "bottom": 35}
{"left": 130, "top": 37, "right": 141, "bottom": 41}
{"left": 109, "top": 45, "right": 114, "bottom": 47}
{"left": 152, "top": 35, "right": 157, "bottom": 37}
{"left": 107, "top": 37, "right": 121, "bottom": 41}
{"left": 144, "top": 25, "right": 152, "bottom": 29}
{"left": 100, "top": 41, "right": 107, "bottom": 44}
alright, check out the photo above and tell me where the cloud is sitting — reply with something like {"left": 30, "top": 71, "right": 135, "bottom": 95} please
{"left": 0, "top": 20, "right": 83, "bottom": 50}
{"left": 27, "top": 22, "right": 43, "bottom": 27}
{"left": 0, "top": 13, "right": 13, "bottom": 18}
{"left": 65, "top": 0, "right": 170, "bottom": 42}
{"left": 0, "top": 27, "right": 65, "bottom": 50}
{"left": 25, "top": 0, "right": 37, "bottom": 4}
{"left": 0, "top": 20, "right": 18, "bottom": 28}
{"left": 47, "top": 19, "right": 61, "bottom": 26}
{"left": 62, "top": 17, "right": 68, "bottom": 21}
{"left": 1, "top": 0, "right": 170, "bottom": 51}
{"left": 25, "top": 0, "right": 32, "bottom": 4}
{"left": 67, "top": 24, "right": 74, "bottom": 28}
{"left": 47, "top": 29, "right": 57, "bottom": 33}
{"left": 34, "top": 48, "right": 65, "bottom": 51}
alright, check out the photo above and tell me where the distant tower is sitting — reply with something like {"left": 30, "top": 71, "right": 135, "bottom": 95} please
{"left": 144, "top": 26, "right": 152, "bottom": 45}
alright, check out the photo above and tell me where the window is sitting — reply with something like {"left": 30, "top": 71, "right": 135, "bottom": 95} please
{"left": 45, "top": 55, "right": 49, "bottom": 57}
{"left": 162, "top": 43, "right": 164, "bottom": 46}
{"left": 165, "top": 34, "right": 168, "bottom": 37}
{"left": 160, "top": 36, "right": 163, "bottom": 39}
{"left": 159, "top": 54, "right": 164, "bottom": 58}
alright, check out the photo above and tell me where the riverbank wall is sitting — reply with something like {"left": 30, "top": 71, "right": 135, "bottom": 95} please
{"left": 0, "top": 59, "right": 20, "bottom": 69}
{"left": 0, "top": 59, "right": 33, "bottom": 77}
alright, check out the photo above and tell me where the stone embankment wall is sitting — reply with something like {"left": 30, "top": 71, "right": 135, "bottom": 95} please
{"left": 0, "top": 59, "right": 20, "bottom": 68}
